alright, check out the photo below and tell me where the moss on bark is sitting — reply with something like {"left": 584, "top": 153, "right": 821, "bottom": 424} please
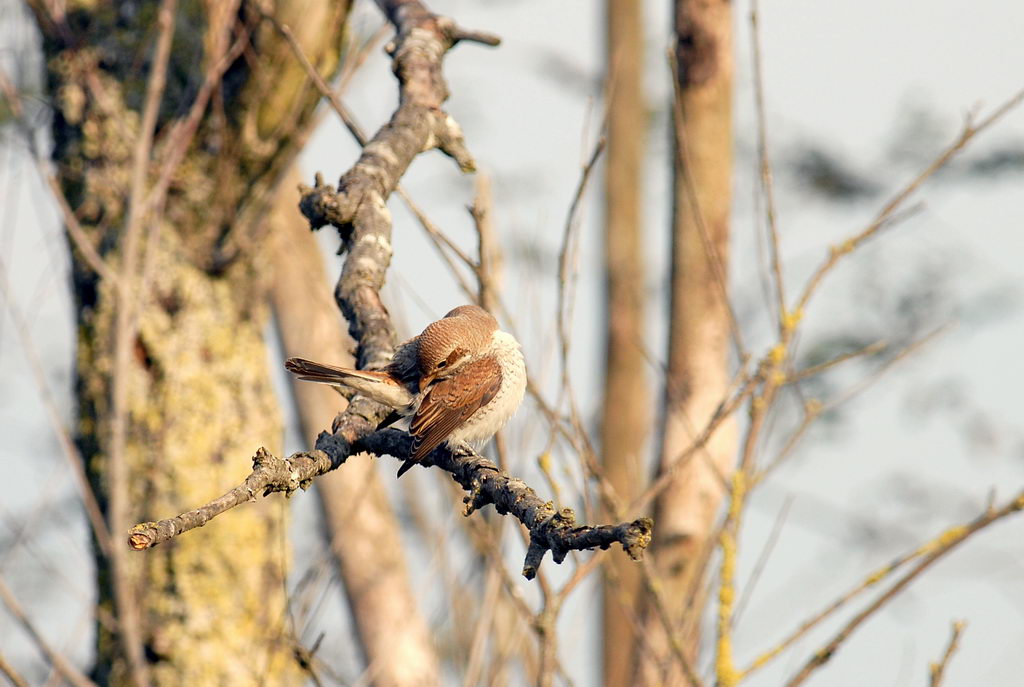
{"left": 34, "top": 0, "right": 350, "bottom": 682}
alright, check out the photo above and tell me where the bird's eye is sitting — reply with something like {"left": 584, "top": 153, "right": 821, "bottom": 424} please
{"left": 437, "top": 361, "right": 447, "bottom": 369}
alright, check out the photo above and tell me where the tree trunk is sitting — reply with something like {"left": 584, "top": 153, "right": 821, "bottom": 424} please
{"left": 34, "top": 1, "right": 350, "bottom": 683}
{"left": 600, "top": 1, "right": 649, "bottom": 685}
{"left": 269, "top": 170, "right": 442, "bottom": 687}
{"left": 638, "top": 0, "right": 737, "bottom": 683}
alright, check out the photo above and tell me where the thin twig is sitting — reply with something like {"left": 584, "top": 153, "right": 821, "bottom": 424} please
{"left": 107, "top": 3, "right": 177, "bottom": 685}
{"left": 0, "top": 65, "right": 117, "bottom": 284}
{"left": 336, "top": 22, "right": 391, "bottom": 94}
{"left": 0, "top": 259, "right": 113, "bottom": 557}
{"left": 555, "top": 134, "right": 606, "bottom": 484}
{"left": 144, "top": 27, "right": 250, "bottom": 216}
{"left": 732, "top": 495, "right": 793, "bottom": 626}
{"left": 824, "top": 325, "right": 951, "bottom": 410}
{"left": 556, "top": 135, "right": 606, "bottom": 399}
{"left": 714, "top": 472, "right": 746, "bottom": 687}
{"left": 750, "top": 0, "right": 786, "bottom": 330}
{"left": 469, "top": 172, "right": 502, "bottom": 314}
{"left": 713, "top": 296, "right": 793, "bottom": 686}
{"left": 0, "top": 651, "right": 30, "bottom": 687}
{"left": 793, "top": 87, "right": 1024, "bottom": 318}
{"left": 637, "top": 557, "right": 707, "bottom": 687}
{"left": 929, "top": 620, "right": 966, "bottom": 687}
{"left": 742, "top": 327, "right": 952, "bottom": 679}
{"left": 41, "top": 173, "right": 118, "bottom": 284}
{"left": 462, "top": 563, "right": 501, "bottom": 687}
{"left": 0, "top": 577, "right": 98, "bottom": 687}
{"left": 784, "top": 492, "right": 1024, "bottom": 687}
{"left": 785, "top": 338, "right": 888, "bottom": 385}
{"left": 632, "top": 368, "right": 759, "bottom": 511}
{"left": 758, "top": 326, "right": 948, "bottom": 483}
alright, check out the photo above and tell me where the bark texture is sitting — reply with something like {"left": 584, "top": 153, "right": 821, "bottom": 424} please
{"left": 639, "top": 0, "right": 738, "bottom": 683}
{"left": 600, "top": 1, "right": 650, "bottom": 685}
{"left": 34, "top": 1, "right": 349, "bottom": 683}
{"left": 269, "top": 170, "right": 442, "bottom": 686}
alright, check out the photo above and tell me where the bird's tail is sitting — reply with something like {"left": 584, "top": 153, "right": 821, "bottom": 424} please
{"left": 284, "top": 358, "right": 413, "bottom": 407}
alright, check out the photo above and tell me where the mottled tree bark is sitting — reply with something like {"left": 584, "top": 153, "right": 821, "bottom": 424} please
{"left": 600, "top": 1, "right": 649, "bottom": 685}
{"left": 638, "top": 0, "right": 737, "bottom": 684}
{"left": 268, "top": 170, "right": 442, "bottom": 687}
{"left": 33, "top": 1, "right": 349, "bottom": 683}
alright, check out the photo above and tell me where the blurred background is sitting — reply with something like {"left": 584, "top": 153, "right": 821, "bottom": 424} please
{"left": 2, "top": 0, "right": 1023, "bottom": 685}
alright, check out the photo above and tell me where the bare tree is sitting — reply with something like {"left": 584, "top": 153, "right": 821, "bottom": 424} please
{"left": 600, "top": 1, "right": 650, "bottom": 684}
{"left": 637, "top": 0, "right": 738, "bottom": 683}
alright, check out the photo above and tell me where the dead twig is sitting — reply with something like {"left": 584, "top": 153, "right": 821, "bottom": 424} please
{"left": 0, "top": 577, "right": 98, "bottom": 687}
{"left": 793, "top": 87, "right": 1024, "bottom": 318}
{"left": 0, "top": 65, "right": 118, "bottom": 284}
{"left": 469, "top": 172, "right": 502, "bottom": 314}
{"left": 750, "top": 0, "right": 786, "bottom": 330}
{"left": 0, "top": 651, "right": 30, "bottom": 687}
{"left": 783, "top": 492, "right": 1024, "bottom": 687}
{"left": 0, "top": 259, "right": 113, "bottom": 557}
{"left": 127, "top": 439, "right": 652, "bottom": 580}
{"left": 105, "top": 3, "right": 178, "bottom": 684}
{"left": 929, "top": 620, "right": 966, "bottom": 687}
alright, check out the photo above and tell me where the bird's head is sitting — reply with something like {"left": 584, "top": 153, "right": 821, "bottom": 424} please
{"left": 417, "top": 305, "right": 497, "bottom": 392}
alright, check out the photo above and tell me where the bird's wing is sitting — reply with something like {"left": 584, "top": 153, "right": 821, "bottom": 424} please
{"left": 408, "top": 357, "right": 502, "bottom": 464}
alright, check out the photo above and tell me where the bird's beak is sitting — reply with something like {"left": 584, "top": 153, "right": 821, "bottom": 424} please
{"left": 418, "top": 372, "right": 436, "bottom": 393}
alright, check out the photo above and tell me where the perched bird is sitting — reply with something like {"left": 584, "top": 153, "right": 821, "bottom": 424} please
{"left": 285, "top": 305, "right": 526, "bottom": 477}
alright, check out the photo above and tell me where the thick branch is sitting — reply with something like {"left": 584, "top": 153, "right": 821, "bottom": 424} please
{"left": 357, "top": 430, "right": 653, "bottom": 578}
{"left": 128, "top": 437, "right": 652, "bottom": 579}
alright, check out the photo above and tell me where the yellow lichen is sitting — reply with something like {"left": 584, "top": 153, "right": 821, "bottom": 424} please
{"left": 781, "top": 308, "right": 803, "bottom": 333}
{"left": 747, "top": 646, "right": 783, "bottom": 672}
{"left": 728, "top": 471, "right": 746, "bottom": 520}
{"left": 918, "top": 525, "right": 968, "bottom": 556}
{"left": 865, "top": 565, "right": 890, "bottom": 586}
{"left": 716, "top": 642, "right": 740, "bottom": 687}
{"left": 537, "top": 452, "right": 551, "bottom": 472}
{"left": 717, "top": 529, "right": 739, "bottom": 687}
{"left": 831, "top": 239, "right": 856, "bottom": 257}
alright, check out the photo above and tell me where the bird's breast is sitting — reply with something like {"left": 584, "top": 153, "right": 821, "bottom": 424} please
{"left": 449, "top": 331, "right": 527, "bottom": 445}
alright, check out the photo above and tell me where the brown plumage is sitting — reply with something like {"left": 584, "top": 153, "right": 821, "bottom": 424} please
{"left": 284, "top": 305, "right": 525, "bottom": 478}
{"left": 400, "top": 356, "right": 503, "bottom": 477}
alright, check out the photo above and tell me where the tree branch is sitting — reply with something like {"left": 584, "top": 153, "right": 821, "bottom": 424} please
{"left": 128, "top": 436, "right": 653, "bottom": 579}
{"left": 357, "top": 431, "right": 654, "bottom": 579}
{"left": 929, "top": 620, "right": 966, "bottom": 687}
{"left": 0, "top": 577, "right": 97, "bottom": 687}
{"left": 127, "top": 0, "right": 651, "bottom": 579}
{"left": 784, "top": 491, "right": 1024, "bottom": 687}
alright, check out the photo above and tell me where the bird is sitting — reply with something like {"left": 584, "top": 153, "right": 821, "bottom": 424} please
{"left": 284, "top": 305, "right": 526, "bottom": 477}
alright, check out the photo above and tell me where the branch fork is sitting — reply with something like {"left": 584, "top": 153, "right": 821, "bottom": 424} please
{"left": 128, "top": 0, "right": 652, "bottom": 579}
